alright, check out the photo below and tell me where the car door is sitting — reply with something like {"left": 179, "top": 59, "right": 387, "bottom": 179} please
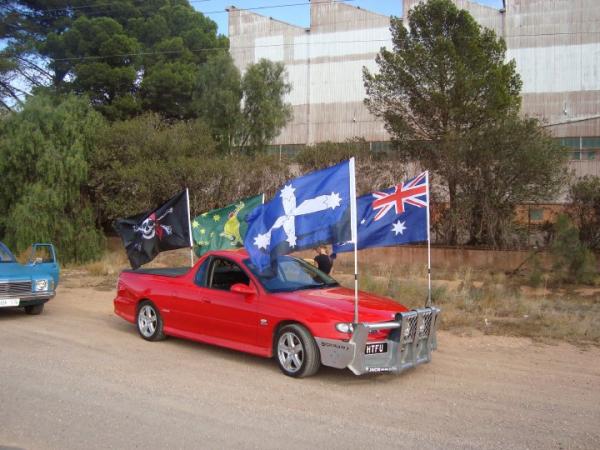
{"left": 169, "top": 257, "right": 213, "bottom": 336}
{"left": 29, "top": 244, "right": 59, "bottom": 286}
{"left": 202, "top": 257, "right": 259, "bottom": 348}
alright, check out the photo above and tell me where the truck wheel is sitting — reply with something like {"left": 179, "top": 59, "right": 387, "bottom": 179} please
{"left": 25, "top": 304, "right": 44, "bottom": 315}
{"left": 276, "top": 324, "right": 320, "bottom": 378}
{"left": 137, "top": 301, "right": 165, "bottom": 341}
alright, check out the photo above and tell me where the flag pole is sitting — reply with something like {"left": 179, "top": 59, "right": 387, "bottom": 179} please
{"left": 425, "top": 171, "right": 432, "bottom": 307}
{"left": 186, "top": 188, "right": 194, "bottom": 267}
{"left": 349, "top": 157, "right": 359, "bottom": 324}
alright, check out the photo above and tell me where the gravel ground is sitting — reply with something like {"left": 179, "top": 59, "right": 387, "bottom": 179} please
{"left": 1, "top": 285, "right": 599, "bottom": 450}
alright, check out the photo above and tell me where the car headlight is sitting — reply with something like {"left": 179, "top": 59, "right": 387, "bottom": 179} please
{"left": 335, "top": 322, "right": 354, "bottom": 334}
{"left": 35, "top": 279, "right": 48, "bottom": 291}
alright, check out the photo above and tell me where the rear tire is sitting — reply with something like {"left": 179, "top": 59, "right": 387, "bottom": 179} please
{"left": 25, "top": 304, "right": 44, "bottom": 315}
{"left": 275, "top": 324, "right": 320, "bottom": 378}
{"left": 136, "top": 301, "right": 165, "bottom": 341}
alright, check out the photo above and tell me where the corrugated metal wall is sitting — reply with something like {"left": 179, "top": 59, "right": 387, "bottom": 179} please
{"left": 229, "top": 0, "right": 600, "bottom": 166}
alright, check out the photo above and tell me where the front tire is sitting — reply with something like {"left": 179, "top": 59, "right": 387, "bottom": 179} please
{"left": 25, "top": 304, "right": 44, "bottom": 315}
{"left": 275, "top": 324, "right": 320, "bottom": 378}
{"left": 137, "top": 301, "right": 165, "bottom": 341}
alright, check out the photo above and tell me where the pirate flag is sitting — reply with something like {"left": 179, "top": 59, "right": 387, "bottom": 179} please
{"left": 114, "top": 190, "right": 191, "bottom": 269}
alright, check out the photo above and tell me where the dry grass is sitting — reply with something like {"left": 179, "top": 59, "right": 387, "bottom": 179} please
{"left": 336, "top": 263, "right": 600, "bottom": 346}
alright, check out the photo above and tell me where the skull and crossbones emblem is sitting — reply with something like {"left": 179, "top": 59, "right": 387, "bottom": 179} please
{"left": 134, "top": 208, "right": 174, "bottom": 240}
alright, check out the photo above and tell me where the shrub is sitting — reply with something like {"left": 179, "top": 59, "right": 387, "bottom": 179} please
{"left": 550, "top": 215, "right": 597, "bottom": 284}
{"left": 568, "top": 175, "right": 600, "bottom": 250}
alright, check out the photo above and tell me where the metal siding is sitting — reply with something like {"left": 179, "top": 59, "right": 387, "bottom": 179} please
{"left": 228, "top": 0, "right": 600, "bottom": 172}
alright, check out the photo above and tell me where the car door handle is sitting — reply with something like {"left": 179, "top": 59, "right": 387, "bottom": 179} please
{"left": 201, "top": 298, "right": 212, "bottom": 304}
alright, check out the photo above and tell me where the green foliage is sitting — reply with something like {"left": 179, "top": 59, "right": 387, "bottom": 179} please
{"left": 193, "top": 53, "right": 242, "bottom": 152}
{"left": 460, "top": 115, "right": 569, "bottom": 247}
{"left": 0, "top": 93, "right": 105, "bottom": 263}
{"left": 89, "top": 113, "right": 291, "bottom": 228}
{"left": 550, "top": 215, "right": 597, "bottom": 285}
{"left": 237, "top": 59, "right": 292, "bottom": 152}
{"left": 3, "top": 0, "right": 228, "bottom": 119}
{"left": 568, "top": 175, "right": 600, "bottom": 250}
{"left": 364, "top": 0, "right": 566, "bottom": 247}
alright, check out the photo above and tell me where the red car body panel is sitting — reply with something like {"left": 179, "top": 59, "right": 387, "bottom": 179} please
{"left": 114, "top": 249, "right": 409, "bottom": 358}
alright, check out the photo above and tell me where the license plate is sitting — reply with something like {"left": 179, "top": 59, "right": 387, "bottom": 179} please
{"left": 0, "top": 298, "right": 20, "bottom": 307}
{"left": 365, "top": 342, "right": 387, "bottom": 355}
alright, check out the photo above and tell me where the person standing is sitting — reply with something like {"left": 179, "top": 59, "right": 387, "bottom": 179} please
{"left": 314, "top": 245, "right": 333, "bottom": 275}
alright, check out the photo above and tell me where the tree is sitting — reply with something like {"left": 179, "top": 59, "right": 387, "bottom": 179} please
{"left": 568, "top": 175, "right": 600, "bottom": 250}
{"left": 0, "top": 93, "right": 105, "bottom": 262}
{"left": 89, "top": 113, "right": 291, "bottom": 227}
{"left": 1, "top": 1, "right": 228, "bottom": 119}
{"left": 363, "top": 0, "right": 567, "bottom": 246}
{"left": 89, "top": 113, "right": 216, "bottom": 227}
{"left": 45, "top": 15, "right": 142, "bottom": 119}
{"left": 193, "top": 52, "right": 242, "bottom": 152}
{"left": 237, "top": 59, "right": 292, "bottom": 152}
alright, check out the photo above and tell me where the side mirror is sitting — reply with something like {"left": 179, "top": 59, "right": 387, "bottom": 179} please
{"left": 230, "top": 283, "right": 256, "bottom": 295}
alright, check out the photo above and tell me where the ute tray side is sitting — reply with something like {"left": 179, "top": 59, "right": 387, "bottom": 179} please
{"left": 123, "top": 267, "right": 190, "bottom": 277}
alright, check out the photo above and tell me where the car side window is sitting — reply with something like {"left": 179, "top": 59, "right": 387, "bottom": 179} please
{"left": 194, "top": 258, "right": 211, "bottom": 287}
{"left": 208, "top": 258, "right": 250, "bottom": 291}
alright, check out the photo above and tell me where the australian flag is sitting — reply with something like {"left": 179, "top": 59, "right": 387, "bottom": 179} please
{"left": 245, "top": 160, "right": 353, "bottom": 272}
{"left": 114, "top": 190, "right": 191, "bottom": 269}
{"left": 334, "top": 171, "right": 429, "bottom": 253}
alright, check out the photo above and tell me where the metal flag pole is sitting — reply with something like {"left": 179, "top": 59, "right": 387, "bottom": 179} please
{"left": 185, "top": 188, "right": 194, "bottom": 267}
{"left": 349, "top": 157, "right": 359, "bottom": 324}
{"left": 425, "top": 171, "right": 432, "bottom": 307}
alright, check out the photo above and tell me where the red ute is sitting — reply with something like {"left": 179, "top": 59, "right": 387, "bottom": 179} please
{"left": 114, "top": 249, "right": 440, "bottom": 377}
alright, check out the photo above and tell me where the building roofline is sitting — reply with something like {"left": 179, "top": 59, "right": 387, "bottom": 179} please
{"left": 331, "top": 1, "right": 394, "bottom": 22}
{"left": 227, "top": 5, "right": 307, "bottom": 31}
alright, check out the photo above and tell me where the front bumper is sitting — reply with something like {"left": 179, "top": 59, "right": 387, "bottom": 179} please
{"left": 315, "top": 307, "right": 440, "bottom": 375}
{"left": 0, "top": 291, "right": 55, "bottom": 308}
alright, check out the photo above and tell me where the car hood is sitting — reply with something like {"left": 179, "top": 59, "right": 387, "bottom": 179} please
{"left": 275, "top": 286, "right": 409, "bottom": 323}
{"left": 0, "top": 262, "right": 51, "bottom": 281}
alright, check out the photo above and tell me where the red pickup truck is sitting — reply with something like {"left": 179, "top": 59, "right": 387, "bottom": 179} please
{"left": 114, "top": 249, "right": 439, "bottom": 377}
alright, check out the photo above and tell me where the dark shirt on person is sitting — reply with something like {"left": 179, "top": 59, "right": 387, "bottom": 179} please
{"left": 314, "top": 254, "right": 333, "bottom": 274}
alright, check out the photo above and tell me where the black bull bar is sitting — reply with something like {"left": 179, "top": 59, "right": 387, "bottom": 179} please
{"left": 315, "top": 307, "right": 441, "bottom": 375}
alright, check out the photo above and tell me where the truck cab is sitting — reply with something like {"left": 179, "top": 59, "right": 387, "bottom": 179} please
{"left": 0, "top": 242, "right": 60, "bottom": 315}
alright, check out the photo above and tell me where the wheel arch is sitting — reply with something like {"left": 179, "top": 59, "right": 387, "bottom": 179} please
{"left": 136, "top": 297, "right": 154, "bottom": 311}
{"left": 271, "top": 320, "right": 315, "bottom": 357}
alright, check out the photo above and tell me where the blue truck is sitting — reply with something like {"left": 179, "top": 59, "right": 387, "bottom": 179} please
{"left": 0, "top": 242, "right": 60, "bottom": 315}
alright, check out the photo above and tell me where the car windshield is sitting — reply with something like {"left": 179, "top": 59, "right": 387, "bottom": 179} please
{"left": 0, "top": 242, "right": 16, "bottom": 263}
{"left": 244, "top": 255, "right": 339, "bottom": 293}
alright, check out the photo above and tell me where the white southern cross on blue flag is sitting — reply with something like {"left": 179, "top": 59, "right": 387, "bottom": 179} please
{"left": 244, "top": 160, "right": 353, "bottom": 272}
{"left": 333, "top": 171, "right": 429, "bottom": 254}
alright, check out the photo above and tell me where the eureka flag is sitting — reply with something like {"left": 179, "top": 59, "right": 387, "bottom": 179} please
{"left": 114, "top": 190, "right": 191, "bottom": 269}
{"left": 333, "top": 171, "right": 429, "bottom": 253}
{"left": 192, "top": 194, "right": 263, "bottom": 257}
{"left": 244, "top": 160, "right": 353, "bottom": 272}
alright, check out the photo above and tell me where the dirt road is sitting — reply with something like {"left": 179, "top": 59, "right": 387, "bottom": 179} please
{"left": 1, "top": 283, "right": 599, "bottom": 450}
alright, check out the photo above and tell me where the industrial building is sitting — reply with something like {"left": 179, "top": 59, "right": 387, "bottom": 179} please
{"left": 228, "top": 0, "right": 600, "bottom": 182}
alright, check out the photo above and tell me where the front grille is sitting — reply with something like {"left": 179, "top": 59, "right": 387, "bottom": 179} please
{"left": 419, "top": 312, "right": 433, "bottom": 339}
{"left": 0, "top": 281, "right": 32, "bottom": 296}
{"left": 402, "top": 316, "right": 418, "bottom": 344}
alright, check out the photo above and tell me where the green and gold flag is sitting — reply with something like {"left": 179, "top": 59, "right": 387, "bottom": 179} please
{"left": 192, "top": 194, "right": 263, "bottom": 256}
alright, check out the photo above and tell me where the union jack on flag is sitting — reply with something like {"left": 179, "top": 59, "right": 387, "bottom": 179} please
{"left": 372, "top": 172, "right": 428, "bottom": 221}
{"left": 333, "top": 171, "right": 429, "bottom": 253}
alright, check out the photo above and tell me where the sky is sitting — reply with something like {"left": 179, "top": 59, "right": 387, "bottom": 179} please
{"left": 192, "top": 0, "right": 505, "bottom": 36}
